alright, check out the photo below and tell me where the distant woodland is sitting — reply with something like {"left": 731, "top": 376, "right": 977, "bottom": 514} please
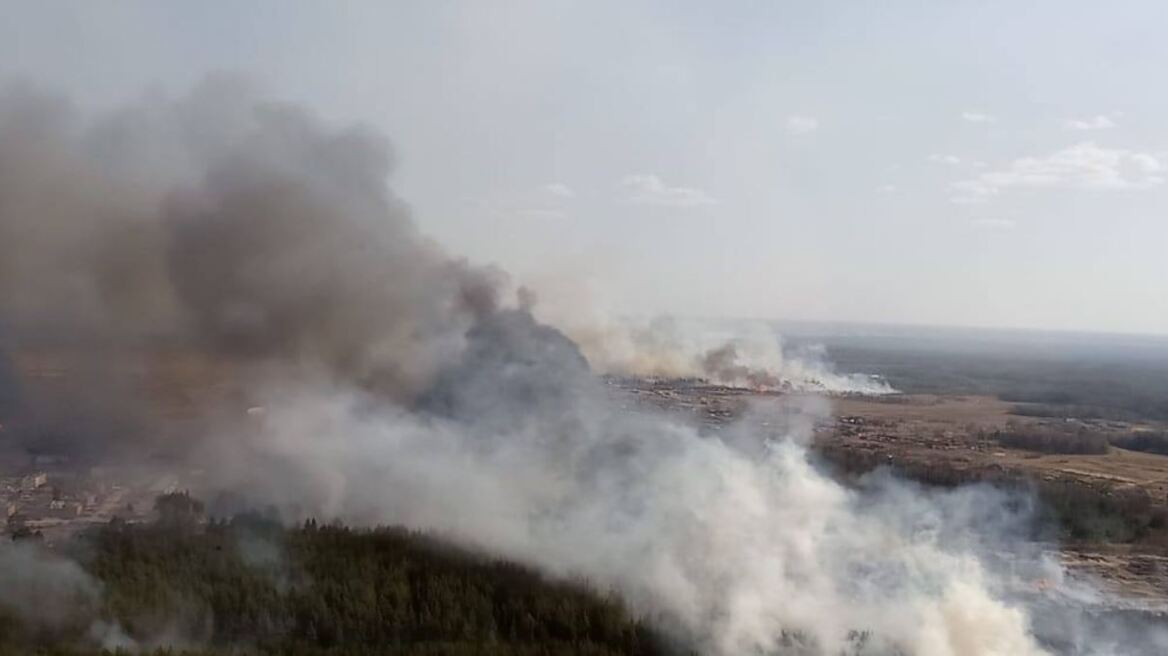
{"left": 824, "top": 338, "right": 1168, "bottom": 422}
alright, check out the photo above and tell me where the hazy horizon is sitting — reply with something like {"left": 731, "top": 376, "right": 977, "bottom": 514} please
{"left": 3, "top": 1, "right": 1166, "bottom": 335}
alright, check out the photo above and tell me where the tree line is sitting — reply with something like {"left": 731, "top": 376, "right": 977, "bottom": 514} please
{"left": 1, "top": 504, "right": 666, "bottom": 656}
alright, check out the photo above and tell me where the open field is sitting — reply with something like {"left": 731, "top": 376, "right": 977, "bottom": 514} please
{"left": 828, "top": 394, "right": 1168, "bottom": 495}
{"left": 612, "top": 379, "right": 1168, "bottom": 519}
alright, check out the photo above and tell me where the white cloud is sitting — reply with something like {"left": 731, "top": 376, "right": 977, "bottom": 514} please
{"left": 961, "top": 111, "right": 996, "bottom": 124}
{"left": 620, "top": 173, "right": 718, "bottom": 207}
{"left": 950, "top": 142, "right": 1165, "bottom": 202}
{"left": 927, "top": 154, "right": 962, "bottom": 165}
{"left": 784, "top": 115, "right": 819, "bottom": 135}
{"left": 970, "top": 218, "right": 1016, "bottom": 230}
{"left": 1064, "top": 115, "right": 1117, "bottom": 131}
{"left": 541, "top": 182, "right": 575, "bottom": 198}
{"left": 876, "top": 184, "right": 898, "bottom": 194}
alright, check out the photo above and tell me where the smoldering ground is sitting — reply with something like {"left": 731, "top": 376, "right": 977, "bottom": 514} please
{"left": 0, "top": 78, "right": 1165, "bottom": 654}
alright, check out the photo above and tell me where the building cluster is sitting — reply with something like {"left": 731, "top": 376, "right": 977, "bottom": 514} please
{"left": 1, "top": 467, "right": 136, "bottom": 542}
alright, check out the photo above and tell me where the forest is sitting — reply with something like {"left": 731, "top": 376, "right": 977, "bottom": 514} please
{"left": 992, "top": 422, "right": 1110, "bottom": 455}
{"left": 1110, "top": 431, "right": 1168, "bottom": 456}
{"left": 0, "top": 498, "right": 665, "bottom": 656}
{"left": 820, "top": 332, "right": 1168, "bottom": 421}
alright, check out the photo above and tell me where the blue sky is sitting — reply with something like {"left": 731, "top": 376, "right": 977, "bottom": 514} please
{"left": 3, "top": 1, "right": 1166, "bottom": 334}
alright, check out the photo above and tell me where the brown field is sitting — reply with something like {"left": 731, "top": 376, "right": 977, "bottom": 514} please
{"left": 829, "top": 394, "right": 1168, "bottom": 498}
{"left": 610, "top": 379, "right": 1168, "bottom": 502}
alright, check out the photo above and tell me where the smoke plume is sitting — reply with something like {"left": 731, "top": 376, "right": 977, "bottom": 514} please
{"left": 547, "top": 314, "right": 894, "bottom": 394}
{"left": 0, "top": 76, "right": 505, "bottom": 457}
{"left": 0, "top": 78, "right": 1162, "bottom": 654}
{"left": 0, "top": 542, "right": 132, "bottom": 648}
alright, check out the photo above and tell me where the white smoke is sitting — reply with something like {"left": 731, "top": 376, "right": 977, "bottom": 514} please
{"left": 198, "top": 380, "right": 1100, "bottom": 655}
{"left": 0, "top": 542, "right": 134, "bottom": 649}
{"left": 550, "top": 314, "right": 894, "bottom": 395}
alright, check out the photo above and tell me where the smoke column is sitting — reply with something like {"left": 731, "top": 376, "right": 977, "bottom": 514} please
{"left": 0, "top": 78, "right": 1162, "bottom": 654}
{"left": 540, "top": 313, "right": 895, "bottom": 394}
{"left": 0, "top": 76, "right": 504, "bottom": 458}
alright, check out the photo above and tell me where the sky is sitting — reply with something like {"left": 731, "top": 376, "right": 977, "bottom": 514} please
{"left": 2, "top": 1, "right": 1167, "bottom": 335}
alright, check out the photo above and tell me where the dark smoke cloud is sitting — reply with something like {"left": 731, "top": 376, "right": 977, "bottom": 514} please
{"left": 0, "top": 76, "right": 513, "bottom": 456}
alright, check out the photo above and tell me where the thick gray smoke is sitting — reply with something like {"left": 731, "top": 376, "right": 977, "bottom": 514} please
{"left": 0, "top": 79, "right": 1163, "bottom": 654}
{"left": 0, "top": 77, "right": 504, "bottom": 456}
{"left": 0, "top": 77, "right": 501, "bottom": 381}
